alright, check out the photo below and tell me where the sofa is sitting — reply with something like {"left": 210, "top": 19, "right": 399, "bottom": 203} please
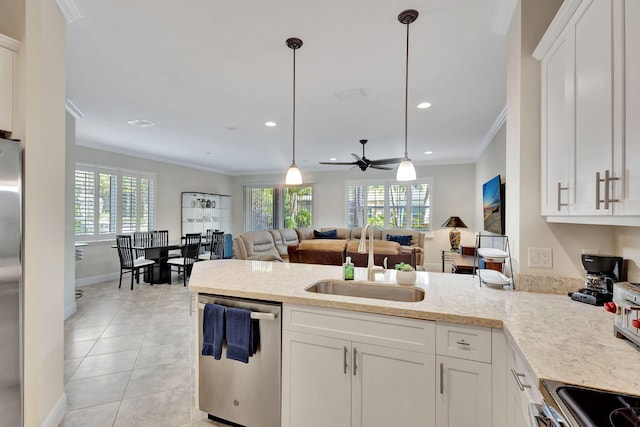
{"left": 234, "top": 227, "right": 425, "bottom": 268}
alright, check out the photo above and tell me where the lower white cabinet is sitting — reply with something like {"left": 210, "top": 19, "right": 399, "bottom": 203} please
{"left": 505, "top": 340, "right": 543, "bottom": 427}
{"left": 435, "top": 355, "right": 492, "bottom": 427}
{"left": 0, "top": 42, "right": 14, "bottom": 133}
{"left": 282, "top": 304, "right": 436, "bottom": 427}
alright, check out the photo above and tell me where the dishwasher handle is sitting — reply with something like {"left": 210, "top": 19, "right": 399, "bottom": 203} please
{"left": 197, "top": 303, "right": 278, "bottom": 320}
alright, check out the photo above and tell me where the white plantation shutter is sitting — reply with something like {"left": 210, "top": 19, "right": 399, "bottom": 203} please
{"left": 74, "top": 164, "right": 156, "bottom": 239}
{"left": 345, "top": 180, "right": 432, "bottom": 231}
{"left": 75, "top": 169, "right": 95, "bottom": 235}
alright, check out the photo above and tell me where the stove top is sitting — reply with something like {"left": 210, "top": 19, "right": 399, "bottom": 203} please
{"left": 569, "top": 287, "right": 613, "bottom": 306}
{"left": 543, "top": 380, "right": 640, "bottom": 427}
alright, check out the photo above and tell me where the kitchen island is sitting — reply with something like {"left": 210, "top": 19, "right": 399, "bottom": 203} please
{"left": 189, "top": 259, "right": 640, "bottom": 423}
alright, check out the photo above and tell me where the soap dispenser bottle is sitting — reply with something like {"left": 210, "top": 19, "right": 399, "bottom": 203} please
{"left": 344, "top": 256, "right": 354, "bottom": 280}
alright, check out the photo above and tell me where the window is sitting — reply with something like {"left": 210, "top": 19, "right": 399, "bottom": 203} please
{"left": 345, "top": 180, "right": 431, "bottom": 231}
{"left": 75, "top": 164, "right": 156, "bottom": 239}
{"left": 244, "top": 184, "right": 313, "bottom": 231}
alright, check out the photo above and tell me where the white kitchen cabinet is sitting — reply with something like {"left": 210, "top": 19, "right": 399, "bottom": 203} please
{"left": 282, "top": 304, "right": 436, "bottom": 427}
{"left": 505, "top": 340, "right": 543, "bottom": 427}
{"left": 436, "top": 355, "right": 492, "bottom": 427}
{"left": 535, "top": 0, "right": 640, "bottom": 224}
{"left": 181, "top": 192, "right": 231, "bottom": 236}
{"left": 435, "top": 322, "right": 494, "bottom": 427}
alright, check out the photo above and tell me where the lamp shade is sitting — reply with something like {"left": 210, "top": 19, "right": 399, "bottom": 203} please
{"left": 285, "top": 162, "right": 302, "bottom": 185}
{"left": 396, "top": 157, "right": 416, "bottom": 181}
{"left": 441, "top": 216, "right": 468, "bottom": 229}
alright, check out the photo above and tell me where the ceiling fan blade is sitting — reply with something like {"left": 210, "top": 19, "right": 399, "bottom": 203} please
{"left": 370, "top": 165, "right": 393, "bottom": 170}
{"left": 319, "top": 161, "right": 357, "bottom": 165}
{"left": 370, "top": 157, "right": 404, "bottom": 165}
{"left": 351, "top": 153, "right": 362, "bottom": 162}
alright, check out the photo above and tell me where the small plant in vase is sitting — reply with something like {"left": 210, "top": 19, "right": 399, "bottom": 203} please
{"left": 395, "top": 263, "right": 416, "bottom": 285}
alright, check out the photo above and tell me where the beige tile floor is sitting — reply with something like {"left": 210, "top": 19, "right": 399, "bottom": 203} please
{"left": 61, "top": 277, "right": 225, "bottom": 427}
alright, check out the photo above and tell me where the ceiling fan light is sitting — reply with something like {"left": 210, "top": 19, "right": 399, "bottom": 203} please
{"left": 286, "top": 162, "right": 302, "bottom": 185}
{"left": 396, "top": 157, "right": 416, "bottom": 181}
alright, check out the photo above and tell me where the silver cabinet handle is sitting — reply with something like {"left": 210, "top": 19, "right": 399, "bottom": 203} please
{"left": 440, "top": 362, "right": 444, "bottom": 395}
{"left": 557, "top": 182, "right": 568, "bottom": 211}
{"left": 511, "top": 368, "right": 531, "bottom": 391}
{"left": 344, "top": 346, "right": 348, "bottom": 374}
{"left": 596, "top": 172, "right": 604, "bottom": 210}
{"left": 456, "top": 339, "right": 470, "bottom": 346}
{"left": 604, "top": 169, "right": 620, "bottom": 209}
{"left": 353, "top": 348, "right": 358, "bottom": 376}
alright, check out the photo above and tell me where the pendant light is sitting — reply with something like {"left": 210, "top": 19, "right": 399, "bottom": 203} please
{"left": 285, "top": 37, "right": 303, "bottom": 185}
{"left": 396, "top": 9, "right": 418, "bottom": 182}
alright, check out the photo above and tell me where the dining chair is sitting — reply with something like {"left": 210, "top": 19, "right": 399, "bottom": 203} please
{"left": 153, "top": 230, "right": 181, "bottom": 258}
{"left": 132, "top": 231, "right": 154, "bottom": 260}
{"left": 198, "top": 230, "right": 225, "bottom": 261}
{"left": 168, "top": 233, "right": 202, "bottom": 285}
{"left": 116, "top": 234, "right": 157, "bottom": 290}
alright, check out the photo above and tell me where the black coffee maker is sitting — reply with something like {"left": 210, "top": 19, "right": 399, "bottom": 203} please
{"left": 569, "top": 254, "right": 624, "bottom": 305}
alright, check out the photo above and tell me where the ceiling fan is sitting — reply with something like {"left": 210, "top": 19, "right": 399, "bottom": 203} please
{"left": 319, "top": 140, "right": 403, "bottom": 171}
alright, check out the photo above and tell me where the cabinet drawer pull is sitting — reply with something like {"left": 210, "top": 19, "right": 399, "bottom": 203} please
{"left": 511, "top": 368, "right": 531, "bottom": 391}
{"left": 440, "top": 362, "right": 444, "bottom": 395}
{"left": 557, "top": 182, "right": 568, "bottom": 211}
{"left": 343, "top": 346, "right": 348, "bottom": 374}
{"left": 456, "top": 339, "right": 470, "bottom": 346}
{"left": 353, "top": 348, "right": 358, "bottom": 376}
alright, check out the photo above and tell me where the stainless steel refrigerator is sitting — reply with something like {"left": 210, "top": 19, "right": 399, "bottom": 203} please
{"left": 0, "top": 137, "right": 22, "bottom": 427}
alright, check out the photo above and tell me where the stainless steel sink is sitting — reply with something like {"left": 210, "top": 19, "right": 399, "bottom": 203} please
{"left": 305, "top": 280, "right": 425, "bottom": 302}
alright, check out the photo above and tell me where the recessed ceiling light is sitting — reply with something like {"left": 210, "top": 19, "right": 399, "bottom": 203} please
{"left": 330, "top": 157, "right": 337, "bottom": 161}
{"left": 417, "top": 102, "right": 432, "bottom": 109}
{"left": 424, "top": 151, "right": 433, "bottom": 155}
{"left": 127, "top": 119, "right": 155, "bottom": 128}
{"left": 265, "top": 121, "right": 277, "bottom": 127}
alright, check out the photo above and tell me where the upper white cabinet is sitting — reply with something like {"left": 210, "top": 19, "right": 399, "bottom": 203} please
{"left": 0, "top": 34, "right": 19, "bottom": 134}
{"left": 536, "top": 0, "right": 640, "bottom": 224}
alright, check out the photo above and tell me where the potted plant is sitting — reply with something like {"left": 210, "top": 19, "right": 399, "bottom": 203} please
{"left": 395, "top": 262, "right": 416, "bottom": 285}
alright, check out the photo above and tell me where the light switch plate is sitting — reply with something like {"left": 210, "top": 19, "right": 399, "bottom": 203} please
{"left": 528, "top": 247, "right": 552, "bottom": 268}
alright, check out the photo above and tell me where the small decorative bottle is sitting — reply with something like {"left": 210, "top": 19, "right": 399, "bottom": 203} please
{"left": 343, "top": 256, "right": 355, "bottom": 280}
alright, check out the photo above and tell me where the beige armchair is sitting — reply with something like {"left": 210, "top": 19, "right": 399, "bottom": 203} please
{"left": 233, "top": 231, "right": 283, "bottom": 262}
{"left": 269, "top": 229, "right": 300, "bottom": 260}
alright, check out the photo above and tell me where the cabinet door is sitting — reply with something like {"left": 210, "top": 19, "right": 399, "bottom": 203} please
{"left": 282, "top": 331, "right": 351, "bottom": 427}
{"left": 0, "top": 46, "right": 12, "bottom": 133}
{"left": 352, "top": 343, "right": 435, "bottom": 427}
{"left": 573, "top": 0, "right": 615, "bottom": 215}
{"left": 541, "top": 30, "right": 575, "bottom": 216}
{"left": 436, "top": 356, "right": 492, "bottom": 427}
{"left": 617, "top": 0, "right": 640, "bottom": 215}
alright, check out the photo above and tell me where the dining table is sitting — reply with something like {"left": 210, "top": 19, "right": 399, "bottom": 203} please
{"left": 137, "top": 241, "right": 185, "bottom": 283}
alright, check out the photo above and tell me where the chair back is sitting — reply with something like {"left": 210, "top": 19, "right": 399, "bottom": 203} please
{"left": 183, "top": 233, "right": 202, "bottom": 264}
{"left": 153, "top": 230, "right": 170, "bottom": 246}
{"left": 116, "top": 235, "right": 135, "bottom": 268}
{"left": 211, "top": 231, "right": 225, "bottom": 259}
{"left": 132, "top": 231, "right": 153, "bottom": 258}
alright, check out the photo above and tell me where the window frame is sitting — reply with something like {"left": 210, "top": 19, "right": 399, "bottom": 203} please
{"left": 74, "top": 163, "right": 156, "bottom": 241}
{"left": 243, "top": 183, "right": 314, "bottom": 231}
{"left": 344, "top": 178, "right": 433, "bottom": 231}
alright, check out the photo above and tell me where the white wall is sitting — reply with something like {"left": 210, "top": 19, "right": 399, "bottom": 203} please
{"left": 64, "top": 112, "right": 76, "bottom": 318}
{"left": 230, "top": 162, "right": 476, "bottom": 271}
{"left": 8, "top": 0, "right": 67, "bottom": 424}
{"left": 475, "top": 122, "right": 506, "bottom": 235}
{"left": 74, "top": 144, "right": 235, "bottom": 282}
{"left": 615, "top": 227, "right": 640, "bottom": 282}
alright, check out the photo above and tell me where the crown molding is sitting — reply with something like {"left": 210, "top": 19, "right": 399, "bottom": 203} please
{"left": 476, "top": 105, "right": 507, "bottom": 159}
{"left": 55, "top": 0, "right": 84, "bottom": 23}
{"left": 65, "top": 99, "right": 84, "bottom": 119}
{"left": 490, "top": 0, "right": 518, "bottom": 35}
{"left": 532, "top": 0, "right": 583, "bottom": 60}
{"left": 0, "top": 34, "right": 21, "bottom": 51}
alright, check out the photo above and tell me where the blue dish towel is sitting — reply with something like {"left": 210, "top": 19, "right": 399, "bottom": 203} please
{"left": 201, "top": 303, "right": 225, "bottom": 360}
{"left": 225, "top": 307, "right": 255, "bottom": 363}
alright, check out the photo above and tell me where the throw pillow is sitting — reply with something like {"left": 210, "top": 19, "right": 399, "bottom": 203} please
{"left": 314, "top": 229, "right": 338, "bottom": 239}
{"left": 387, "top": 234, "right": 412, "bottom": 246}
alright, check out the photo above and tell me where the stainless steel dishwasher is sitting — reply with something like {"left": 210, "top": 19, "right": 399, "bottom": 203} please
{"left": 197, "top": 294, "right": 281, "bottom": 427}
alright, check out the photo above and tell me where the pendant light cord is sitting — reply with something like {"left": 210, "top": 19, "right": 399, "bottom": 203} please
{"left": 404, "top": 20, "right": 410, "bottom": 158}
{"left": 292, "top": 47, "right": 296, "bottom": 164}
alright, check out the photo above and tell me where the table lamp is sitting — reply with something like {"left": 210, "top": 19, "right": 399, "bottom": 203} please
{"left": 442, "top": 216, "right": 468, "bottom": 251}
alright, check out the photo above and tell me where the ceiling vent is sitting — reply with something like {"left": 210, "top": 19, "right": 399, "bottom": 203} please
{"left": 127, "top": 119, "right": 155, "bottom": 128}
{"left": 335, "top": 88, "right": 368, "bottom": 101}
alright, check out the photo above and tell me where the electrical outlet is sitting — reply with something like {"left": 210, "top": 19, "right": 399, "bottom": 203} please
{"left": 528, "top": 248, "right": 553, "bottom": 268}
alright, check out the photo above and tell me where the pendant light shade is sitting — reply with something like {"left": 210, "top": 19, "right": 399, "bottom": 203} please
{"left": 396, "top": 9, "right": 418, "bottom": 182}
{"left": 285, "top": 37, "right": 303, "bottom": 185}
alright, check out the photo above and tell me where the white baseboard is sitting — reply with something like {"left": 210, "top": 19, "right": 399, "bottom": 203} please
{"left": 64, "top": 301, "right": 77, "bottom": 320}
{"left": 75, "top": 272, "right": 119, "bottom": 287}
{"left": 41, "top": 392, "right": 67, "bottom": 427}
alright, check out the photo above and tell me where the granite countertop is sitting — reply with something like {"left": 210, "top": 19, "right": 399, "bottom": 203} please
{"left": 189, "top": 259, "right": 640, "bottom": 397}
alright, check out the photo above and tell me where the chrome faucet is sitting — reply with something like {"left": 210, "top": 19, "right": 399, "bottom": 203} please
{"left": 357, "top": 224, "right": 386, "bottom": 281}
